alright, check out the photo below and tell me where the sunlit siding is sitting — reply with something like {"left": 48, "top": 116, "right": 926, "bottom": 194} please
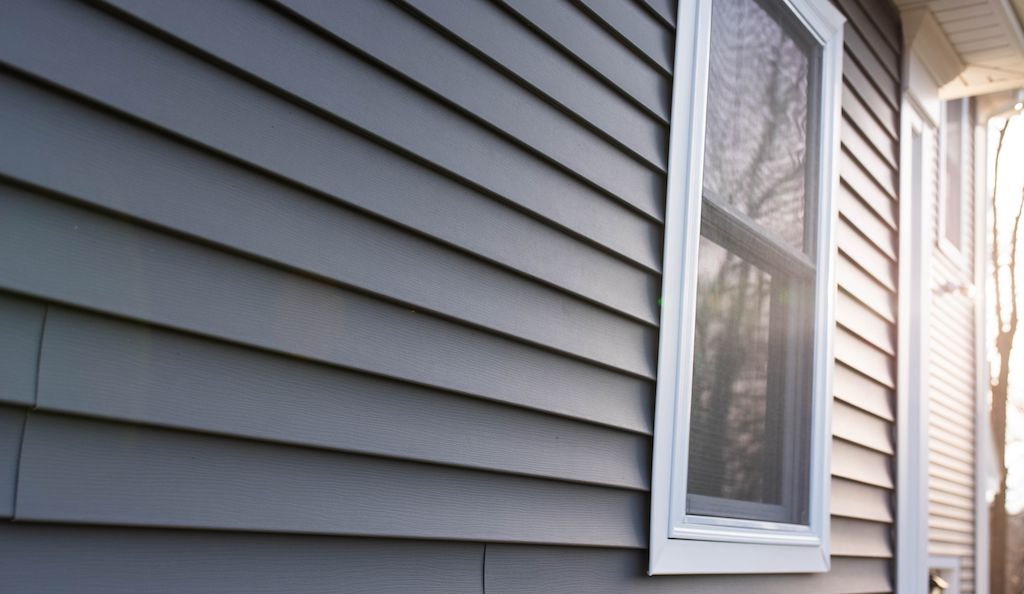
{"left": 927, "top": 98, "right": 978, "bottom": 594}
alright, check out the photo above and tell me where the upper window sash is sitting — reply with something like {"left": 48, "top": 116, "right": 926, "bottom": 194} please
{"left": 938, "top": 98, "right": 968, "bottom": 259}
{"left": 649, "top": 0, "right": 844, "bottom": 576}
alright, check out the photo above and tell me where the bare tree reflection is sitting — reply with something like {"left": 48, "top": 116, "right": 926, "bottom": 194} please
{"left": 687, "top": 0, "right": 812, "bottom": 507}
{"left": 689, "top": 239, "right": 774, "bottom": 503}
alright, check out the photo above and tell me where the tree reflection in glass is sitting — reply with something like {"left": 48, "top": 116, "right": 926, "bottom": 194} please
{"left": 688, "top": 237, "right": 777, "bottom": 507}
{"left": 702, "top": 0, "right": 814, "bottom": 253}
{"left": 684, "top": 0, "right": 817, "bottom": 523}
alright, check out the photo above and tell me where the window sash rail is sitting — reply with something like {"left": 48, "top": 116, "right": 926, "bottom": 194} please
{"left": 700, "top": 195, "right": 816, "bottom": 280}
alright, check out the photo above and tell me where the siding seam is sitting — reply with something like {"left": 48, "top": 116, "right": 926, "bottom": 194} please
{"left": 9, "top": 411, "right": 27, "bottom": 520}
{"left": 11, "top": 304, "right": 47, "bottom": 519}
{"left": 31, "top": 305, "right": 47, "bottom": 409}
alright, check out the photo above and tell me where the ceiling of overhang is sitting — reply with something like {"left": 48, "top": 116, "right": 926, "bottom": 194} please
{"left": 896, "top": 0, "right": 1024, "bottom": 98}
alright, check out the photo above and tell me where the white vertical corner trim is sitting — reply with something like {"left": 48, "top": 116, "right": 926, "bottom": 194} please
{"left": 649, "top": 0, "right": 844, "bottom": 575}
{"left": 896, "top": 96, "right": 936, "bottom": 593}
{"left": 973, "top": 107, "right": 991, "bottom": 594}
{"left": 906, "top": 52, "right": 942, "bottom": 128}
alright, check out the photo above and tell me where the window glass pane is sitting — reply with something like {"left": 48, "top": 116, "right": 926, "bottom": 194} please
{"left": 702, "top": 0, "right": 816, "bottom": 253}
{"left": 687, "top": 237, "right": 780, "bottom": 509}
{"left": 944, "top": 100, "right": 963, "bottom": 248}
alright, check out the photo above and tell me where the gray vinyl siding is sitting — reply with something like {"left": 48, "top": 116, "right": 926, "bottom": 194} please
{"left": 0, "top": 523, "right": 485, "bottom": 594}
{"left": 0, "top": 292, "right": 45, "bottom": 408}
{"left": 927, "top": 99, "right": 978, "bottom": 593}
{"left": 0, "top": 0, "right": 898, "bottom": 591}
{"left": 0, "top": 405, "right": 25, "bottom": 518}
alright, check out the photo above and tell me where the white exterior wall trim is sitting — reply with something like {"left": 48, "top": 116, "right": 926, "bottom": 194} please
{"left": 897, "top": 52, "right": 937, "bottom": 594}
{"left": 973, "top": 100, "right": 997, "bottom": 594}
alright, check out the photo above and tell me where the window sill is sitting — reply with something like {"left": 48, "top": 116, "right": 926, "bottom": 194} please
{"left": 649, "top": 537, "right": 830, "bottom": 575}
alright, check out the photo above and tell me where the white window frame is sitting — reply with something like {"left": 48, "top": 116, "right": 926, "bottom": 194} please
{"left": 937, "top": 98, "right": 969, "bottom": 263}
{"left": 649, "top": 0, "right": 844, "bottom": 575}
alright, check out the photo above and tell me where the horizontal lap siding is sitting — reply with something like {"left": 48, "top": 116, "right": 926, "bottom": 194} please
{"left": 0, "top": 0, "right": 663, "bottom": 590}
{"left": 0, "top": 0, "right": 664, "bottom": 310}
{"left": 486, "top": 548, "right": 893, "bottom": 593}
{"left": 830, "top": 0, "right": 901, "bottom": 588}
{"left": 0, "top": 293, "right": 43, "bottom": 518}
{"left": 0, "top": 177, "right": 654, "bottom": 431}
{"left": 0, "top": 0, "right": 900, "bottom": 591}
{"left": 0, "top": 523, "right": 484, "bottom": 594}
{"left": 16, "top": 412, "right": 647, "bottom": 545}
{"left": 0, "top": 293, "right": 46, "bottom": 408}
{"left": 927, "top": 97, "right": 977, "bottom": 593}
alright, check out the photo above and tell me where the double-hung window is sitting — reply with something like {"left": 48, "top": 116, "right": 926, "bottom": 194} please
{"left": 650, "top": 0, "right": 844, "bottom": 575}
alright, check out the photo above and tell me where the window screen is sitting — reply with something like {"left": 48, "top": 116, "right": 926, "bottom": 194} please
{"left": 685, "top": 0, "right": 820, "bottom": 525}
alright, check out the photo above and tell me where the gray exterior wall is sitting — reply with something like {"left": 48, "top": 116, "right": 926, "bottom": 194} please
{"left": 0, "top": 0, "right": 898, "bottom": 591}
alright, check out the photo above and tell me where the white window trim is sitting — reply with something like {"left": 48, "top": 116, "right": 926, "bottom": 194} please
{"left": 972, "top": 109, "right": 992, "bottom": 594}
{"left": 937, "top": 98, "right": 969, "bottom": 263}
{"left": 649, "top": 0, "right": 844, "bottom": 575}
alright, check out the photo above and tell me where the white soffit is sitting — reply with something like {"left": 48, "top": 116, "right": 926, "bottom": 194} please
{"left": 897, "top": 0, "right": 1024, "bottom": 98}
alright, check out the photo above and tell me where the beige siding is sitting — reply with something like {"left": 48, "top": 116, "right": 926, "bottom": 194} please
{"left": 927, "top": 98, "right": 978, "bottom": 593}
{"left": 830, "top": 0, "right": 902, "bottom": 589}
